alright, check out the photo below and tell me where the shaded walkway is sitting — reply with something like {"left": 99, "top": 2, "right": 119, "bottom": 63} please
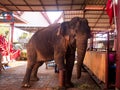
{"left": 0, "top": 61, "right": 100, "bottom": 90}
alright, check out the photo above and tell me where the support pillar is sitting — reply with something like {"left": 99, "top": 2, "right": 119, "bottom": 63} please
{"left": 116, "top": 0, "right": 120, "bottom": 89}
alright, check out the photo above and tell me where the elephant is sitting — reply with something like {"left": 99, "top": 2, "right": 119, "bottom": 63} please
{"left": 22, "top": 17, "right": 91, "bottom": 89}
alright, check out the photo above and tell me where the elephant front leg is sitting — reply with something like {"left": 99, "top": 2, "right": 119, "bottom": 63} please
{"left": 58, "top": 69, "right": 66, "bottom": 87}
{"left": 22, "top": 61, "right": 35, "bottom": 88}
{"left": 54, "top": 54, "right": 66, "bottom": 88}
{"left": 65, "top": 55, "right": 75, "bottom": 88}
{"left": 57, "top": 62, "right": 66, "bottom": 89}
{"left": 65, "top": 47, "right": 75, "bottom": 88}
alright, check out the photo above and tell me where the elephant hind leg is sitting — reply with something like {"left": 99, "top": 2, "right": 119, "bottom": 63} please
{"left": 22, "top": 46, "right": 37, "bottom": 88}
{"left": 30, "top": 61, "right": 44, "bottom": 81}
{"left": 22, "top": 60, "right": 35, "bottom": 88}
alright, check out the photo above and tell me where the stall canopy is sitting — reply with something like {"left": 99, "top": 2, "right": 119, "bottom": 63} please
{"left": 0, "top": 0, "right": 112, "bottom": 32}
{"left": 0, "top": 14, "right": 27, "bottom": 24}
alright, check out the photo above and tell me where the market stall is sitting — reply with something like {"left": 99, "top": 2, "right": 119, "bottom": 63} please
{"left": 84, "top": 31, "right": 116, "bottom": 88}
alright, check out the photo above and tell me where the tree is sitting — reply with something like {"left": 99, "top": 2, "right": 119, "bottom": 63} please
{"left": 19, "top": 32, "right": 28, "bottom": 39}
{"left": 0, "top": 24, "right": 10, "bottom": 40}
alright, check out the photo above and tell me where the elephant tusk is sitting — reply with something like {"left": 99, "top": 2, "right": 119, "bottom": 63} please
{"left": 65, "top": 35, "right": 69, "bottom": 41}
{"left": 65, "top": 35, "right": 70, "bottom": 48}
{"left": 57, "top": 27, "right": 61, "bottom": 36}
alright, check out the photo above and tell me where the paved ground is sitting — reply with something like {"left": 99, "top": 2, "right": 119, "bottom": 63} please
{"left": 0, "top": 61, "right": 100, "bottom": 90}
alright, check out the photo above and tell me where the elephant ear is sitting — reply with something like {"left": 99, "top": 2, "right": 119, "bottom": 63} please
{"left": 79, "top": 18, "right": 91, "bottom": 38}
{"left": 57, "top": 21, "right": 70, "bottom": 41}
{"left": 60, "top": 21, "right": 70, "bottom": 36}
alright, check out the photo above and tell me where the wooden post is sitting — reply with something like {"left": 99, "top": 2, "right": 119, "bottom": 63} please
{"left": 10, "top": 22, "right": 14, "bottom": 43}
{"left": 0, "top": 52, "right": 2, "bottom": 73}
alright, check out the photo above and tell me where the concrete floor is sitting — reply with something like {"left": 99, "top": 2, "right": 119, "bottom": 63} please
{"left": 0, "top": 61, "right": 100, "bottom": 90}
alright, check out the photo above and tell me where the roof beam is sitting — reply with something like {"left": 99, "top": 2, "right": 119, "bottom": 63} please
{"left": 39, "top": 0, "right": 46, "bottom": 11}
{"left": 91, "top": 6, "right": 108, "bottom": 29}
{"left": 70, "top": 0, "right": 74, "bottom": 10}
{"left": 41, "top": 12, "right": 52, "bottom": 25}
{"left": 0, "top": 7, "right": 7, "bottom": 11}
{"left": 2, "top": 4, "right": 106, "bottom": 7}
{"left": 56, "top": 0, "right": 59, "bottom": 10}
{"left": 0, "top": 2, "right": 10, "bottom": 11}
{"left": 81, "top": 0, "right": 87, "bottom": 10}
{"left": 53, "top": 12, "right": 63, "bottom": 24}
{"left": 85, "top": 5, "right": 105, "bottom": 11}
{"left": 8, "top": 0, "right": 21, "bottom": 11}
{"left": 23, "top": 0, "right": 33, "bottom": 11}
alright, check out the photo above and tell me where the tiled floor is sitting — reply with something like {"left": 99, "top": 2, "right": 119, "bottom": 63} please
{"left": 0, "top": 61, "right": 100, "bottom": 90}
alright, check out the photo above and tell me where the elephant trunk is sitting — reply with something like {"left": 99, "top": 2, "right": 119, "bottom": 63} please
{"left": 76, "top": 34, "right": 88, "bottom": 79}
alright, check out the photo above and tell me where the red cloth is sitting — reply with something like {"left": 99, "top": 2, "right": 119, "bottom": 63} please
{"left": 10, "top": 49, "right": 21, "bottom": 60}
{"left": 106, "top": 0, "right": 118, "bottom": 25}
{"left": 0, "top": 36, "right": 8, "bottom": 56}
{"left": 106, "top": 0, "right": 113, "bottom": 25}
{"left": 0, "top": 48, "right": 3, "bottom": 52}
{"left": 0, "top": 35, "right": 21, "bottom": 60}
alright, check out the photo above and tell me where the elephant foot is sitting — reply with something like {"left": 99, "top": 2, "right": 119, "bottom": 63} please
{"left": 30, "top": 76, "right": 39, "bottom": 81}
{"left": 22, "top": 83, "right": 31, "bottom": 88}
{"left": 65, "top": 82, "right": 74, "bottom": 88}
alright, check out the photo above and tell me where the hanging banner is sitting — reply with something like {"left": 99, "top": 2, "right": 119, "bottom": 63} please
{"left": 106, "top": 0, "right": 118, "bottom": 25}
{"left": 106, "top": 0, "right": 113, "bottom": 25}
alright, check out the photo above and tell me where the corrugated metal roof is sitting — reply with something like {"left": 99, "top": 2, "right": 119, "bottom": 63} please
{"left": 63, "top": 9, "right": 110, "bottom": 31}
{"left": 0, "top": 0, "right": 112, "bottom": 31}
{"left": 0, "top": 0, "right": 107, "bottom": 11}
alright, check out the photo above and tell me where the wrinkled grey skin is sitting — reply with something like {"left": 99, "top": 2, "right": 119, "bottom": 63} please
{"left": 22, "top": 17, "right": 91, "bottom": 88}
